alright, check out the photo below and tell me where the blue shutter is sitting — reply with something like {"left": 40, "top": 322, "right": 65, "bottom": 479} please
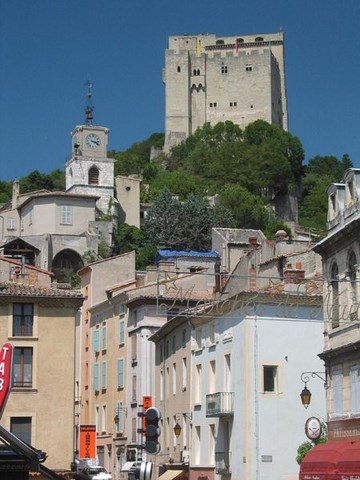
{"left": 93, "top": 330, "right": 100, "bottom": 353}
{"left": 93, "top": 363, "right": 99, "bottom": 391}
{"left": 102, "top": 361, "right": 107, "bottom": 389}
{"left": 102, "top": 326, "right": 107, "bottom": 350}
{"left": 119, "top": 319, "right": 125, "bottom": 345}
{"left": 118, "top": 358, "right": 124, "bottom": 388}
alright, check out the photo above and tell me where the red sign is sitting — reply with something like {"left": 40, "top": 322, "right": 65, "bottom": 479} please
{"left": 79, "top": 425, "right": 96, "bottom": 459}
{"left": 0, "top": 342, "right": 13, "bottom": 417}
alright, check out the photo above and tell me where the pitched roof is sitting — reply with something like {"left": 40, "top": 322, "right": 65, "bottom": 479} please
{"left": 0, "top": 282, "right": 83, "bottom": 299}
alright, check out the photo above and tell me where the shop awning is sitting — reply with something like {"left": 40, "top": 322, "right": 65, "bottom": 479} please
{"left": 338, "top": 441, "right": 360, "bottom": 475}
{"left": 299, "top": 441, "right": 360, "bottom": 479}
{"left": 158, "top": 469, "right": 185, "bottom": 480}
{"left": 121, "top": 461, "right": 135, "bottom": 472}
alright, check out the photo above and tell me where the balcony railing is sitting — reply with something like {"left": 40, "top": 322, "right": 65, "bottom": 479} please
{"left": 215, "top": 451, "right": 232, "bottom": 474}
{"left": 206, "top": 392, "right": 234, "bottom": 416}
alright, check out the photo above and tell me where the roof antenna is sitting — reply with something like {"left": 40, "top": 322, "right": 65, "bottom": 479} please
{"left": 84, "top": 80, "right": 95, "bottom": 125}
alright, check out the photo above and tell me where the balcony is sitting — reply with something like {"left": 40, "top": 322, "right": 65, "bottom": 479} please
{"left": 215, "top": 451, "right": 232, "bottom": 474}
{"left": 206, "top": 392, "right": 234, "bottom": 417}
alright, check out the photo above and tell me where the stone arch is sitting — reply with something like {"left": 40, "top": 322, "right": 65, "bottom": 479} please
{"left": 255, "top": 36, "right": 264, "bottom": 42}
{"left": 51, "top": 249, "right": 84, "bottom": 283}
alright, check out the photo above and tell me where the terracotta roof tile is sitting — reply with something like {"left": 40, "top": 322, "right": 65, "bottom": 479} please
{"left": 0, "top": 282, "right": 83, "bottom": 299}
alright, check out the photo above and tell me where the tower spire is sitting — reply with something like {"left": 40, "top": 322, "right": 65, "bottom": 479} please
{"left": 84, "top": 80, "right": 95, "bottom": 125}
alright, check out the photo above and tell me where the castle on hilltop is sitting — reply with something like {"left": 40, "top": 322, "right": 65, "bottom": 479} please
{"left": 163, "top": 31, "right": 288, "bottom": 152}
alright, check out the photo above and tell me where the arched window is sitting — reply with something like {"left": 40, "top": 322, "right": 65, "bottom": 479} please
{"left": 88, "top": 166, "right": 99, "bottom": 185}
{"left": 348, "top": 251, "right": 358, "bottom": 317}
{"left": 216, "top": 39, "right": 224, "bottom": 45}
{"left": 197, "top": 69, "right": 200, "bottom": 75}
{"left": 255, "top": 36, "right": 264, "bottom": 42}
{"left": 331, "top": 263, "right": 339, "bottom": 328}
{"left": 237, "top": 38, "right": 244, "bottom": 43}
{"left": 193, "top": 69, "right": 197, "bottom": 76}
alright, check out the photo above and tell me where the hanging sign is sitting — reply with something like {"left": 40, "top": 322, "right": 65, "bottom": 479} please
{"left": 0, "top": 342, "right": 13, "bottom": 418}
{"left": 79, "top": 425, "right": 96, "bottom": 459}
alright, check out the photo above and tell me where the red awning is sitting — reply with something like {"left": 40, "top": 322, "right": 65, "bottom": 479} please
{"left": 338, "top": 441, "right": 360, "bottom": 476}
{"left": 299, "top": 441, "right": 354, "bottom": 480}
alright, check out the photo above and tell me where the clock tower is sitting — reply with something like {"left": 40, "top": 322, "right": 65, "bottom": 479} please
{"left": 65, "top": 82, "right": 116, "bottom": 216}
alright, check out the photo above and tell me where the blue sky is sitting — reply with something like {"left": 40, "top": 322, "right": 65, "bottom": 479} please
{"left": 0, "top": 0, "right": 359, "bottom": 181}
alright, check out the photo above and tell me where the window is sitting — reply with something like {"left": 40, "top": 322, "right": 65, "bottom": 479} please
{"left": 246, "top": 64, "right": 252, "bottom": 72}
{"left": 255, "top": 36, "right": 264, "bottom": 42}
{"left": 7, "top": 218, "right": 16, "bottom": 230}
{"left": 132, "top": 375, "right": 137, "bottom": 402}
{"left": 177, "top": 66, "right": 181, "bottom": 72}
{"left": 182, "top": 329, "right": 186, "bottom": 348}
{"left": 131, "top": 335, "right": 137, "bottom": 362}
{"left": 332, "top": 368, "right": 343, "bottom": 414}
{"left": 348, "top": 251, "right": 358, "bottom": 315}
{"left": 13, "top": 347, "right": 33, "bottom": 387}
{"left": 93, "top": 363, "right": 99, "bottom": 391}
{"left": 331, "top": 263, "right": 340, "bottom": 328}
{"left": 195, "top": 364, "right": 202, "bottom": 403}
{"left": 116, "top": 401, "right": 124, "bottom": 433}
{"left": 102, "top": 325, "right": 107, "bottom": 350}
{"left": 101, "top": 405, "right": 107, "bottom": 433}
{"left": 101, "top": 361, "right": 107, "bottom": 389}
{"left": 209, "top": 360, "right": 216, "bottom": 393}
{"left": 88, "top": 166, "right": 99, "bottom": 185}
{"left": 93, "top": 330, "right": 100, "bottom": 353}
{"left": 182, "top": 358, "right": 187, "bottom": 391}
{"left": 221, "top": 63, "right": 228, "bottom": 74}
{"left": 117, "top": 358, "right": 124, "bottom": 388}
{"left": 263, "top": 365, "right": 278, "bottom": 393}
{"left": 351, "top": 365, "right": 360, "bottom": 413}
{"left": 172, "top": 363, "right": 177, "bottom": 395}
{"left": 11, "top": 417, "right": 31, "bottom": 444}
{"left": 119, "top": 319, "right": 125, "bottom": 345}
{"left": 216, "top": 39, "right": 224, "bottom": 45}
{"left": 61, "top": 205, "right": 72, "bottom": 225}
{"left": 13, "top": 304, "right": 33, "bottom": 336}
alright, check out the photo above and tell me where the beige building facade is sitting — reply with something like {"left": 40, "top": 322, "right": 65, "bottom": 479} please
{"left": 163, "top": 31, "right": 287, "bottom": 152}
{"left": 0, "top": 257, "right": 83, "bottom": 471}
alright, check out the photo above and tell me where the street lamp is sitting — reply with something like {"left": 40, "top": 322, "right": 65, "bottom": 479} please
{"left": 300, "top": 372, "right": 326, "bottom": 408}
{"left": 173, "top": 422, "right": 182, "bottom": 438}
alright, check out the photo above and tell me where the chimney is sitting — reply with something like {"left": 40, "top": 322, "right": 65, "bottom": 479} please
{"left": 284, "top": 262, "right": 305, "bottom": 285}
{"left": 12, "top": 179, "right": 20, "bottom": 209}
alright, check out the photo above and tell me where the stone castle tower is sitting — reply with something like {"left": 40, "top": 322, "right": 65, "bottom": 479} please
{"left": 163, "top": 31, "right": 288, "bottom": 152}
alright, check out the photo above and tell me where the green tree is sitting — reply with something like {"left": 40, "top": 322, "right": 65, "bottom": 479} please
{"left": 0, "top": 181, "right": 12, "bottom": 204}
{"left": 143, "top": 188, "right": 235, "bottom": 251}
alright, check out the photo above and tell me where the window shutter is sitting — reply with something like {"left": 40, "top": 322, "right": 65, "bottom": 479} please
{"left": 119, "top": 319, "right": 125, "bottom": 345}
{"left": 102, "top": 361, "right": 107, "bottom": 389}
{"left": 351, "top": 365, "right": 360, "bottom": 413}
{"left": 117, "top": 401, "right": 123, "bottom": 432}
{"left": 118, "top": 358, "right": 124, "bottom": 388}
{"left": 102, "top": 326, "right": 107, "bottom": 350}
{"left": 93, "top": 330, "right": 100, "bottom": 353}
{"left": 93, "top": 363, "right": 99, "bottom": 391}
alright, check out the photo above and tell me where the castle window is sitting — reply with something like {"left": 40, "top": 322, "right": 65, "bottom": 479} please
{"left": 193, "top": 69, "right": 197, "bottom": 76}
{"left": 221, "top": 63, "right": 228, "bottom": 74}
{"left": 88, "top": 166, "right": 99, "bottom": 185}
{"left": 230, "top": 102, "right": 233, "bottom": 107}
{"left": 255, "top": 37, "right": 264, "bottom": 42}
{"left": 216, "top": 39, "right": 224, "bottom": 45}
{"left": 236, "top": 38, "right": 244, "bottom": 43}
{"left": 246, "top": 64, "right": 253, "bottom": 72}
{"left": 197, "top": 69, "right": 200, "bottom": 75}
{"left": 177, "top": 66, "right": 181, "bottom": 72}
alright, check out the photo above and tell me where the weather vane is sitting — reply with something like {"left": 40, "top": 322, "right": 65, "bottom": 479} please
{"left": 84, "top": 80, "right": 95, "bottom": 125}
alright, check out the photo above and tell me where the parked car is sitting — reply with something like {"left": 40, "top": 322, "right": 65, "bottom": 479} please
{"left": 74, "top": 466, "right": 112, "bottom": 480}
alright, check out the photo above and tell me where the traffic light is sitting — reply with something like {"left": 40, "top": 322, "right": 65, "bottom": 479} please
{"left": 144, "top": 407, "right": 161, "bottom": 454}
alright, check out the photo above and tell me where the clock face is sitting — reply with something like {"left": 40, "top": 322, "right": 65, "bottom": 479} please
{"left": 86, "top": 133, "right": 101, "bottom": 149}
